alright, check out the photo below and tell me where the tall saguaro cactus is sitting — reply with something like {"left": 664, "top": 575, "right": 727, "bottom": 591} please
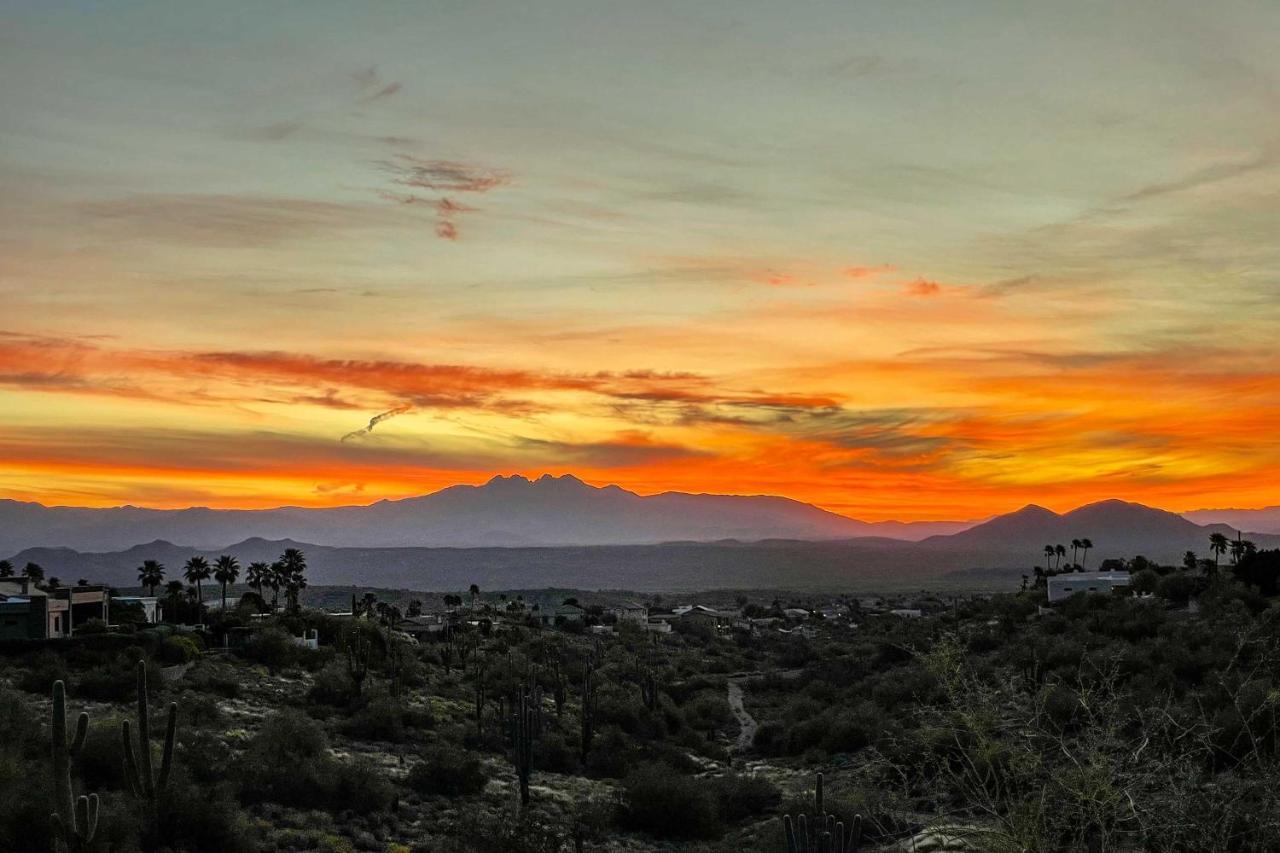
{"left": 50, "top": 680, "right": 99, "bottom": 853}
{"left": 579, "top": 662, "right": 597, "bottom": 763}
{"left": 512, "top": 688, "right": 536, "bottom": 806}
{"left": 783, "top": 772, "right": 862, "bottom": 853}
{"left": 121, "top": 661, "right": 177, "bottom": 821}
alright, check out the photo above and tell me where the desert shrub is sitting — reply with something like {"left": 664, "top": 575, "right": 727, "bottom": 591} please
{"left": 619, "top": 763, "right": 722, "bottom": 840}
{"left": 453, "top": 808, "right": 566, "bottom": 852}
{"left": 533, "top": 731, "right": 578, "bottom": 774}
{"left": 240, "top": 627, "right": 301, "bottom": 670}
{"left": 152, "top": 773, "right": 259, "bottom": 853}
{"left": 75, "top": 618, "right": 110, "bottom": 636}
{"left": 159, "top": 634, "right": 202, "bottom": 664}
{"left": 186, "top": 662, "right": 241, "bottom": 698}
{"left": 583, "top": 726, "right": 635, "bottom": 778}
{"left": 331, "top": 757, "right": 395, "bottom": 814}
{"left": 753, "top": 720, "right": 786, "bottom": 755}
{"left": 76, "top": 717, "right": 127, "bottom": 790}
{"left": 342, "top": 696, "right": 430, "bottom": 742}
{"left": 714, "top": 773, "right": 781, "bottom": 823}
{"left": 309, "top": 659, "right": 356, "bottom": 706}
{"left": 78, "top": 656, "right": 162, "bottom": 702}
{"left": 16, "top": 651, "right": 69, "bottom": 694}
{"left": 406, "top": 745, "right": 488, "bottom": 797}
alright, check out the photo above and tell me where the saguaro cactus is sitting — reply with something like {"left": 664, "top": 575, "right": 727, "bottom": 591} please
{"left": 512, "top": 689, "right": 535, "bottom": 806}
{"left": 121, "top": 661, "right": 177, "bottom": 815}
{"left": 579, "top": 662, "right": 597, "bottom": 763}
{"left": 50, "top": 680, "right": 99, "bottom": 853}
{"left": 346, "top": 630, "right": 371, "bottom": 697}
{"left": 782, "top": 772, "right": 862, "bottom": 853}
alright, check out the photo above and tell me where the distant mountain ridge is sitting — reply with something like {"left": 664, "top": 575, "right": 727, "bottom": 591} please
{"left": 921, "top": 499, "right": 1273, "bottom": 559}
{"left": 1185, "top": 506, "right": 1280, "bottom": 535}
{"left": 0, "top": 474, "right": 973, "bottom": 554}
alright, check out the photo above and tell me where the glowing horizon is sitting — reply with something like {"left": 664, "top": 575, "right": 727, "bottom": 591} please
{"left": 3, "top": 1, "right": 1279, "bottom": 521}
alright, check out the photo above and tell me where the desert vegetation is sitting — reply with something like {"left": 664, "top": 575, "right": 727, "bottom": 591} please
{"left": 3, "top": 541, "right": 1280, "bottom": 850}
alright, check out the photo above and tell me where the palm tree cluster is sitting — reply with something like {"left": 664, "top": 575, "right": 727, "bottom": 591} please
{"left": 132, "top": 548, "right": 307, "bottom": 619}
{"left": 1040, "top": 538, "right": 1094, "bottom": 573}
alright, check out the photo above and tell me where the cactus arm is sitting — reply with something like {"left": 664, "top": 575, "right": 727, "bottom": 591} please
{"left": 136, "top": 662, "right": 155, "bottom": 800}
{"left": 157, "top": 702, "right": 177, "bottom": 792}
{"left": 51, "top": 681, "right": 76, "bottom": 837}
{"left": 86, "top": 793, "right": 99, "bottom": 841}
{"left": 121, "top": 720, "right": 141, "bottom": 797}
{"left": 71, "top": 712, "right": 89, "bottom": 757}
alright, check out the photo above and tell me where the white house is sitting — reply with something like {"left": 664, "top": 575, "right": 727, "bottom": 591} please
{"left": 1047, "top": 571, "right": 1131, "bottom": 603}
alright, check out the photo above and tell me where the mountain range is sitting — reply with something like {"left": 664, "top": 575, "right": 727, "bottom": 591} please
{"left": 2, "top": 476, "right": 1277, "bottom": 592}
{"left": 0, "top": 474, "right": 973, "bottom": 554}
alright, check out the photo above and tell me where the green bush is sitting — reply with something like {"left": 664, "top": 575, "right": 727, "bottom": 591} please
{"left": 620, "top": 763, "right": 722, "bottom": 840}
{"left": 406, "top": 745, "right": 488, "bottom": 797}
{"left": 714, "top": 772, "right": 781, "bottom": 822}
{"left": 159, "top": 634, "right": 202, "bottom": 664}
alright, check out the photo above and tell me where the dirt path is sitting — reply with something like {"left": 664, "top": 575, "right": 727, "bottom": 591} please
{"left": 727, "top": 680, "right": 756, "bottom": 752}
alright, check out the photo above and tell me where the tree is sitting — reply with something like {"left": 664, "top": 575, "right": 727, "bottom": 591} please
{"left": 0, "top": 559, "right": 12, "bottom": 578}
{"left": 183, "top": 556, "right": 211, "bottom": 605}
{"left": 46, "top": 576, "right": 62, "bottom": 590}
{"left": 1054, "top": 544, "right": 1067, "bottom": 569}
{"left": 137, "top": 559, "right": 165, "bottom": 596}
{"left": 1043, "top": 545, "right": 1055, "bottom": 570}
{"left": 1209, "top": 533, "right": 1229, "bottom": 572}
{"left": 469, "top": 583, "right": 480, "bottom": 609}
{"left": 267, "top": 561, "right": 285, "bottom": 609}
{"left": 1183, "top": 551, "right": 1198, "bottom": 571}
{"left": 1079, "top": 538, "right": 1093, "bottom": 568}
{"left": 1071, "top": 539, "right": 1082, "bottom": 566}
{"left": 279, "top": 548, "right": 307, "bottom": 612}
{"left": 24, "top": 562, "right": 44, "bottom": 583}
{"left": 245, "top": 561, "right": 270, "bottom": 597}
{"left": 407, "top": 599, "right": 423, "bottom": 617}
{"left": 213, "top": 555, "right": 241, "bottom": 612}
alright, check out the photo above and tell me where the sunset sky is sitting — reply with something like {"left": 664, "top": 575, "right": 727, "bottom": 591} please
{"left": 2, "top": 1, "right": 1278, "bottom": 520}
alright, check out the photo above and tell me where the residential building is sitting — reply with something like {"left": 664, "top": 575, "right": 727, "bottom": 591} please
{"left": 1046, "top": 571, "right": 1132, "bottom": 603}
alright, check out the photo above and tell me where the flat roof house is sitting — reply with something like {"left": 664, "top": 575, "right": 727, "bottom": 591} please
{"left": 1047, "top": 571, "right": 1131, "bottom": 603}
{"left": 0, "top": 579, "right": 110, "bottom": 639}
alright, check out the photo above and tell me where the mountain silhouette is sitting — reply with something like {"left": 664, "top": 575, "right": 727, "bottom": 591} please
{"left": 0, "top": 474, "right": 972, "bottom": 554}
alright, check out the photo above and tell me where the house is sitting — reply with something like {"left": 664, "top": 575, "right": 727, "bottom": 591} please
{"left": 674, "top": 604, "right": 740, "bottom": 631}
{"left": 398, "top": 614, "right": 448, "bottom": 641}
{"left": 1046, "top": 571, "right": 1131, "bottom": 603}
{"left": 553, "top": 603, "right": 587, "bottom": 625}
{"left": 609, "top": 601, "right": 649, "bottom": 625}
{"left": 111, "top": 595, "right": 163, "bottom": 624}
{"left": 890, "top": 608, "right": 924, "bottom": 619}
{"left": 0, "top": 579, "right": 110, "bottom": 639}
{"left": 643, "top": 619, "right": 673, "bottom": 634}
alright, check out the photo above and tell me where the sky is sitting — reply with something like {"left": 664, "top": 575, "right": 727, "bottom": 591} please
{"left": 2, "top": 0, "right": 1279, "bottom": 521}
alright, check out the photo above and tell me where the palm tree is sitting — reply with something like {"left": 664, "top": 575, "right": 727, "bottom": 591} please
{"left": 1079, "top": 538, "right": 1093, "bottom": 569}
{"left": 1071, "top": 539, "right": 1082, "bottom": 567}
{"left": 23, "top": 562, "right": 44, "bottom": 583}
{"left": 245, "top": 561, "right": 270, "bottom": 598}
{"left": 1183, "top": 551, "right": 1198, "bottom": 571}
{"left": 1054, "top": 544, "right": 1067, "bottom": 570}
{"left": 0, "top": 559, "right": 13, "bottom": 578}
{"left": 279, "top": 549, "right": 307, "bottom": 612}
{"left": 267, "top": 561, "right": 285, "bottom": 610}
{"left": 137, "top": 559, "right": 166, "bottom": 595}
{"left": 213, "top": 555, "right": 240, "bottom": 612}
{"left": 1209, "top": 533, "right": 1229, "bottom": 572}
{"left": 469, "top": 583, "right": 480, "bottom": 609}
{"left": 1043, "top": 545, "right": 1055, "bottom": 571}
{"left": 183, "top": 556, "right": 211, "bottom": 605}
